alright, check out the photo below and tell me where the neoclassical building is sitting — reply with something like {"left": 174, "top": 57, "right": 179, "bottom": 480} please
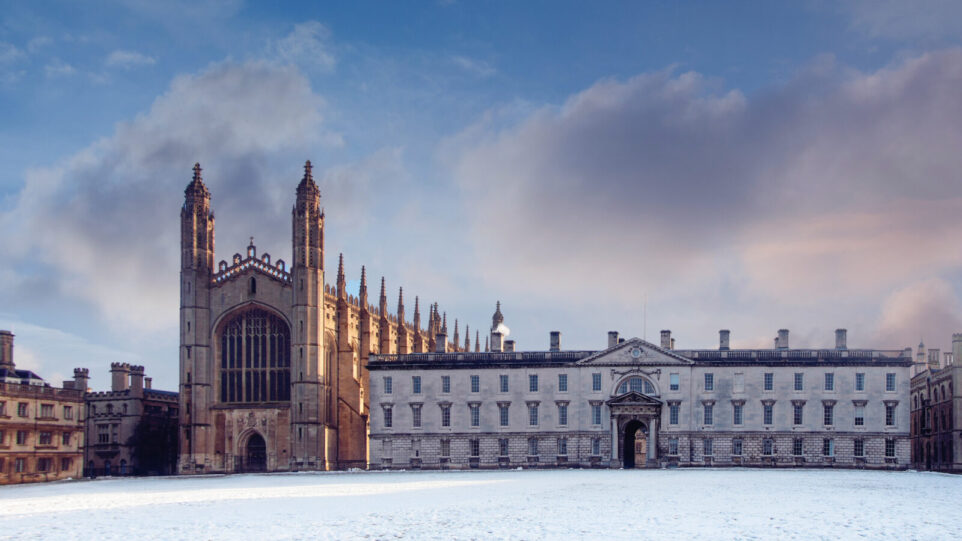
{"left": 368, "top": 307, "right": 913, "bottom": 470}
{"left": 179, "top": 162, "right": 467, "bottom": 473}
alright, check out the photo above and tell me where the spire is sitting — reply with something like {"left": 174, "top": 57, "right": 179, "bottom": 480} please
{"left": 185, "top": 162, "right": 210, "bottom": 199}
{"left": 442, "top": 312, "right": 448, "bottom": 334}
{"left": 485, "top": 336, "right": 489, "bottom": 352}
{"left": 465, "top": 325, "right": 471, "bottom": 351}
{"left": 336, "top": 253, "right": 346, "bottom": 299}
{"left": 297, "top": 159, "right": 319, "bottom": 194}
{"left": 379, "top": 277, "right": 388, "bottom": 315}
{"left": 380, "top": 277, "right": 386, "bottom": 299}
{"left": 453, "top": 319, "right": 460, "bottom": 349}
{"left": 492, "top": 300, "right": 504, "bottom": 330}
{"left": 359, "top": 266, "right": 368, "bottom": 306}
{"left": 475, "top": 330, "right": 480, "bottom": 352}
{"left": 413, "top": 296, "right": 421, "bottom": 330}
{"left": 397, "top": 287, "right": 405, "bottom": 321}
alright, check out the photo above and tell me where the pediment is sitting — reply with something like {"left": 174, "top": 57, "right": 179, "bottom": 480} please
{"left": 606, "top": 391, "right": 662, "bottom": 407}
{"left": 576, "top": 337, "right": 693, "bottom": 366}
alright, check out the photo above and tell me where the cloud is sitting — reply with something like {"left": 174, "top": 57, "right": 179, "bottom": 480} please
{"left": 271, "top": 21, "right": 336, "bottom": 72}
{"left": 0, "top": 42, "right": 25, "bottom": 64}
{"left": 445, "top": 49, "right": 962, "bottom": 348}
{"left": 0, "top": 61, "right": 336, "bottom": 333}
{"left": 44, "top": 58, "right": 76, "bottom": 77}
{"left": 27, "top": 36, "right": 52, "bottom": 53}
{"left": 105, "top": 49, "right": 157, "bottom": 69}
{"left": 840, "top": 0, "right": 962, "bottom": 41}
{"left": 451, "top": 55, "right": 496, "bottom": 78}
{"left": 875, "top": 278, "right": 962, "bottom": 352}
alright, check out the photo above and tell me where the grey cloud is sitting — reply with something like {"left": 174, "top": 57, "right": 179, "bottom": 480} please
{"left": 840, "top": 0, "right": 962, "bottom": 41}
{"left": 270, "top": 21, "right": 336, "bottom": 73}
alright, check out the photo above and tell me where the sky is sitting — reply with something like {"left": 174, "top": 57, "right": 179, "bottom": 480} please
{"left": 2, "top": 0, "right": 962, "bottom": 391}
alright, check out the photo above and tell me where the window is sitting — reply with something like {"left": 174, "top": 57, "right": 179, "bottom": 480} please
{"left": 383, "top": 377, "right": 392, "bottom": 395}
{"left": 558, "top": 403, "right": 568, "bottom": 426}
{"left": 470, "top": 439, "right": 480, "bottom": 457}
{"left": 763, "top": 438, "right": 773, "bottom": 456}
{"left": 668, "top": 438, "right": 678, "bottom": 455}
{"left": 383, "top": 407, "right": 393, "bottom": 428}
{"left": 669, "top": 404, "right": 679, "bottom": 425}
{"left": 63, "top": 406, "right": 73, "bottom": 420}
{"left": 704, "top": 373, "right": 714, "bottom": 391}
{"left": 854, "top": 439, "right": 864, "bottom": 457}
{"left": 824, "top": 373, "right": 834, "bottom": 391}
{"left": 529, "top": 374, "right": 539, "bottom": 392}
{"left": 469, "top": 404, "right": 480, "bottom": 427}
{"left": 18, "top": 402, "right": 28, "bottom": 417}
{"left": 499, "top": 438, "right": 509, "bottom": 456}
{"left": 440, "top": 439, "right": 450, "bottom": 457}
{"left": 733, "top": 373, "right": 745, "bottom": 393}
{"left": 885, "top": 439, "right": 896, "bottom": 458}
{"left": 885, "top": 403, "right": 896, "bottom": 426}
{"left": 558, "top": 373, "right": 568, "bottom": 392}
{"left": 793, "top": 404, "right": 804, "bottom": 425}
{"left": 37, "top": 458, "right": 51, "bottom": 473}
{"left": 854, "top": 405, "right": 865, "bottom": 426}
{"left": 763, "top": 403, "right": 773, "bottom": 425}
{"left": 38, "top": 432, "right": 52, "bottom": 445}
{"left": 441, "top": 375, "right": 450, "bottom": 394}
{"left": 670, "top": 373, "right": 679, "bottom": 391}
{"left": 61, "top": 458, "right": 71, "bottom": 472}
{"left": 592, "top": 373, "right": 602, "bottom": 392}
{"left": 15, "top": 458, "right": 25, "bottom": 473}
{"left": 591, "top": 438, "right": 601, "bottom": 456}
{"left": 412, "top": 376, "right": 421, "bottom": 394}
{"left": 703, "top": 438, "right": 713, "bottom": 456}
{"left": 0, "top": 431, "right": 4, "bottom": 444}
{"left": 558, "top": 438, "right": 568, "bottom": 456}
{"left": 793, "top": 438, "right": 804, "bottom": 456}
{"left": 498, "top": 403, "right": 510, "bottom": 426}
{"left": 823, "top": 404, "right": 834, "bottom": 426}
{"left": 794, "top": 373, "right": 804, "bottom": 391}
{"left": 528, "top": 437, "right": 539, "bottom": 456}
{"left": 470, "top": 375, "right": 480, "bottom": 393}
{"left": 217, "top": 308, "right": 291, "bottom": 403}
{"left": 500, "top": 374, "right": 509, "bottom": 393}
{"left": 591, "top": 404, "right": 602, "bottom": 425}
{"left": 732, "top": 438, "right": 743, "bottom": 456}
{"left": 764, "top": 373, "right": 774, "bottom": 391}
{"left": 886, "top": 373, "right": 896, "bottom": 392}
{"left": 0, "top": 402, "right": 4, "bottom": 416}
{"left": 441, "top": 404, "right": 451, "bottom": 427}
{"left": 855, "top": 373, "right": 865, "bottom": 391}
{"left": 40, "top": 404, "right": 54, "bottom": 418}
{"left": 823, "top": 438, "right": 834, "bottom": 457}
{"left": 733, "top": 404, "right": 743, "bottom": 425}
{"left": 703, "top": 404, "right": 714, "bottom": 425}
{"left": 16, "top": 430, "right": 28, "bottom": 445}
{"left": 528, "top": 403, "right": 539, "bottom": 426}
{"left": 617, "top": 377, "right": 655, "bottom": 395}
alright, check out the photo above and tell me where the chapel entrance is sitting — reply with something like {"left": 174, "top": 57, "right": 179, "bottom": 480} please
{"left": 623, "top": 420, "right": 648, "bottom": 469}
{"left": 246, "top": 433, "right": 267, "bottom": 472}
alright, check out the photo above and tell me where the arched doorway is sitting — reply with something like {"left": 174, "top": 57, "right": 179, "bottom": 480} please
{"left": 104, "top": 460, "right": 112, "bottom": 476}
{"left": 246, "top": 433, "right": 267, "bottom": 472}
{"left": 623, "top": 420, "right": 648, "bottom": 469}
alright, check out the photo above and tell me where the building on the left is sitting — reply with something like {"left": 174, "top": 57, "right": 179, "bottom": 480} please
{"left": 0, "top": 330, "right": 86, "bottom": 485}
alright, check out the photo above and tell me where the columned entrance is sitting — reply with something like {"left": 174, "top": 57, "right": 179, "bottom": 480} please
{"left": 623, "top": 419, "right": 648, "bottom": 469}
{"left": 606, "top": 391, "right": 662, "bottom": 469}
{"left": 246, "top": 433, "right": 267, "bottom": 472}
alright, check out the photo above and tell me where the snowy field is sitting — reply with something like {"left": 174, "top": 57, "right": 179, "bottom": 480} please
{"left": 2, "top": 469, "right": 960, "bottom": 540}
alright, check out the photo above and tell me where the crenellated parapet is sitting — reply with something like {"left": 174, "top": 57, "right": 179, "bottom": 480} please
{"left": 213, "top": 244, "right": 291, "bottom": 285}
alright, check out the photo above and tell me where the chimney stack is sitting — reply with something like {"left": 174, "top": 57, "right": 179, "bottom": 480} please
{"left": 608, "top": 331, "right": 619, "bottom": 349}
{"left": 835, "top": 329, "right": 847, "bottom": 350}
{"left": 72, "top": 368, "right": 89, "bottom": 392}
{"left": 549, "top": 331, "right": 561, "bottom": 352}
{"left": 928, "top": 348, "right": 941, "bottom": 371}
{"left": 130, "top": 365, "right": 145, "bottom": 396}
{"left": 953, "top": 333, "right": 962, "bottom": 367}
{"left": 435, "top": 332, "right": 447, "bottom": 353}
{"left": 776, "top": 329, "right": 789, "bottom": 350}
{"left": 491, "top": 331, "right": 503, "bottom": 353}
{"left": 504, "top": 340, "right": 516, "bottom": 353}
{"left": 110, "top": 362, "right": 130, "bottom": 391}
{"left": 660, "top": 330, "right": 671, "bottom": 349}
{"left": 719, "top": 330, "right": 730, "bottom": 351}
{"left": 0, "top": 330, "right": 14, "bottom": 370}
{"left": 145, "top": 377, "right": 153, "bottom": 390}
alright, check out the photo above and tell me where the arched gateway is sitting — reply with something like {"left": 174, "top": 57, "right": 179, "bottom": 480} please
{"left": 607, "top": 390, "right": 662, "bottom": 468}
{"left": 246, "top": 433, "right": 267, "bottom": 472}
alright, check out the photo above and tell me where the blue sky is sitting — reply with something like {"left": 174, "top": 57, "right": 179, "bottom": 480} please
{"left": 2, "top": 1, "right": 962, "bottom": 390}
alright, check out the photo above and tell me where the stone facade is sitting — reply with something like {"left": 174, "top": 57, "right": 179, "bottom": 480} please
{"left": 0, "top": 330, "right": 85, "bottom": 484}
{"left": 84, "top": 363, "right": 178, "bottom": 476}
{"left": 368, "top": 312, "right": 912, "bottom": 470}
{"left": 910, "top": 334, "right": 961, "bottom": 472}
{"left": 179, "top": 162, "right": 467, "bottom": 474}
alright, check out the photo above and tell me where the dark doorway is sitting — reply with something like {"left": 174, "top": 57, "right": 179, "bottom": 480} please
{"left": 623, "top": 420, "right": 648, "bottom": 469}
{"left": 246, "top": 433, "right": 267, "bottom": 472}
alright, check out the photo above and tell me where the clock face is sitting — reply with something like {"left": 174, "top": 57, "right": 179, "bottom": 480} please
{"left": 631, "top": 347, "right": 642, "bottom": 358}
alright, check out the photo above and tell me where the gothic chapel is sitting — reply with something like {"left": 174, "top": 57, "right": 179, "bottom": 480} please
{"left": 179, "top": 162, "right": 465, "bottom": 473}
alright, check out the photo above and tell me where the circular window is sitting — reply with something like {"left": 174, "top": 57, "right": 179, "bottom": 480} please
{"left": 631, "top": 347, "right": 642, "bottom": 358}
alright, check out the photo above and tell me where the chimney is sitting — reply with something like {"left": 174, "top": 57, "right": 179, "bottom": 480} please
{"left": 549, "top": 331, "right": 561, "bottom": 352}
{"left": 435, "top": 332, "right": 447, "bottom": 353}
{"left": 719, "top": 330, "right": 730, "bottom": 351}
{"left": 0, "top": 330, "right": 14, "bottom": 370}
{"left": 670, "top": 338, "right": 675, "bottom": 350}
{"left": 776, "top": 329, "right": 789, "bottom": 350}
{"left": 608, "top": 331, "right": 619, "bottom": 348}
{"left": 944, "top": 352, "right": 954, "bottom": 367}
{"left": 835, "top": 329, "right": 847, "bottom": 350}
{"left": 491, "top": 331, "right": 503, "bottom": 353}
{"left": 72, "top": 368, "right": 89, "bottom": 392}
{"left": 660, "top": 330, "right": 671, "bottom": 349}
{"left": 504, "top": 340, "right": 516, "bottom": 353}
{"left": 110, "top": 362, "right": 130, "bottom": 391}
{"left": 145, "top": 377, "right": 153, "bottom": 390}
{"left": 130, "top": 365, "right": 145, "bottom": 396}
{"left": 953, "top": 333, "right": 962, "bottom": 366}
{"left": 928, "top": 348, "right": 941, "bottom": 371}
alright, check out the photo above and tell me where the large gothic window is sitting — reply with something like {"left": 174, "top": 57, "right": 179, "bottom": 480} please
{"left": 219, "top": 308, "right": 291, "bottom": 403}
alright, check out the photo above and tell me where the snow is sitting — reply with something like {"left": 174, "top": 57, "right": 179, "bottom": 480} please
{"left": 2, "top": 468, "right": 960, "bottom": 540}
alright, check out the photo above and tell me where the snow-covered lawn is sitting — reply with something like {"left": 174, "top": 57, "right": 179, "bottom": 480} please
{"left": 2, "top": 468, "right": 959, "bottom": 540}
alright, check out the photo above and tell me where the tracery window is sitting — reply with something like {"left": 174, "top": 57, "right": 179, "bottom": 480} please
{"left": 219, "top": 308, "right": 291, "bottom": 403}
{"left": 616, "top": 376, "right": 657, "bottom": 396}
